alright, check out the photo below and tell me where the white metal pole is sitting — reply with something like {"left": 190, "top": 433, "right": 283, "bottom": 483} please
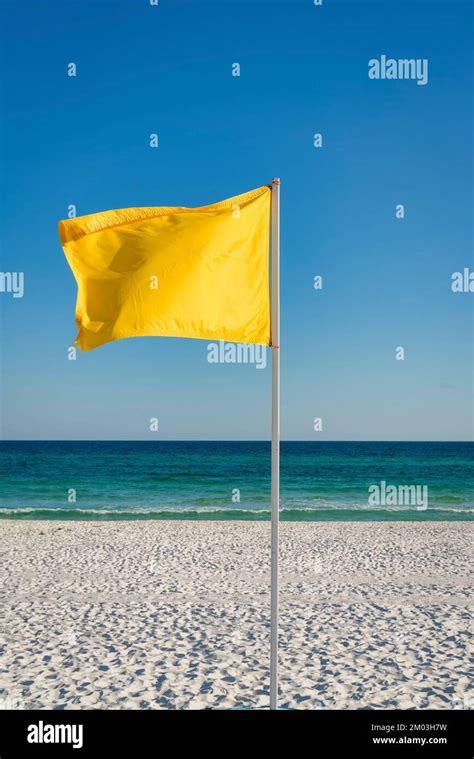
{"left": 270, "top": 177, "right": 280, "bottom": 710}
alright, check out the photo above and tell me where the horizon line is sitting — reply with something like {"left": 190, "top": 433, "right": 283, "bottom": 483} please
{"left": 0, "top": 439, "right": 472, "bottom": 444}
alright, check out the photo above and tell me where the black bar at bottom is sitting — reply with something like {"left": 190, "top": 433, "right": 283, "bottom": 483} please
{"left": 0, "top": 709, "right": 471, "bottom": 757}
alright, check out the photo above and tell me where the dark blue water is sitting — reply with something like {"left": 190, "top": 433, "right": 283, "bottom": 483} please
{"left": 0, "top": 441, "right": 472, "bottom": 520}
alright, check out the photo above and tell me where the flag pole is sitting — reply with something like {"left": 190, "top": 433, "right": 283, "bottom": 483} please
{"left": 270, "top": 177, "right": 280, "bottom": 710}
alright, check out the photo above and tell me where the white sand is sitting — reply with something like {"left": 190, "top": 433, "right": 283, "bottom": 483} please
{"left": 0, "top": 521, "right": 471, "bottom": 710}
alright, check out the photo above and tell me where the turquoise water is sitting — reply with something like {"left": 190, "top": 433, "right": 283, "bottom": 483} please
{"left": 0, "top": 441, "right": 472, "bottom": 521}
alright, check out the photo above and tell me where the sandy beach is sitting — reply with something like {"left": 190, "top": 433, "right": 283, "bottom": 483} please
{"left": 0, "top": 521, "right": 471, "bottom": 710}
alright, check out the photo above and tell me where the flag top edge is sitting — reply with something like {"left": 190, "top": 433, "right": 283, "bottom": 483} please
{"left": 58, "top": 184, "right": 271, "bottom": 245}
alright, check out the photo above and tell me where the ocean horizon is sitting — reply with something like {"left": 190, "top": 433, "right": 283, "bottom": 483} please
{"left": 0, "top": 440, "right": 472, "bottom": 521}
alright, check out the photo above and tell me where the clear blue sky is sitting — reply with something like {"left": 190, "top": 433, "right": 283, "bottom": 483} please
{"left": 0, "top": 0, "right": 472, "bottom": 440}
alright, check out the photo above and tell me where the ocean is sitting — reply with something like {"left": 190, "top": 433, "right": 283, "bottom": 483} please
{"left": 0, "top": 441, "right": 472, "bottom": 521}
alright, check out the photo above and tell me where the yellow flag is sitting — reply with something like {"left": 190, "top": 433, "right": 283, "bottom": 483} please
{"left": 59, "top": 185, "right": 271, "bottom": 351}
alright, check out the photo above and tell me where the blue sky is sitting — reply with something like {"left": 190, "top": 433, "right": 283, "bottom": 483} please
{"left": 0, "top": 0, "right": 472, "bottom": 440}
